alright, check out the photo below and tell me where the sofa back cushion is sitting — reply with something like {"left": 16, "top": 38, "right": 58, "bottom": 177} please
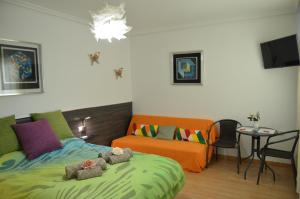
{"left": 127, "top": 115, "right": 217, "bottom": 144}
{"left": 175, "top": 128, "right": 207, "bottom": 144}
{"left": 133, "top": 123, "right": 158, "bottom": 137}
{"left": 156, "top": 125, "right": 176, "bottom": 140}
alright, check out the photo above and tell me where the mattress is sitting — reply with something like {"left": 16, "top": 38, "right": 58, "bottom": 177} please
{"left": 0, "top": 138, "right": 184, "bottom": 199}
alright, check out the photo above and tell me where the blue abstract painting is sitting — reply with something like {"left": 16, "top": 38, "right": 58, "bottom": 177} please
{"left": 176, "top": 57, "right": 197, "bottom": 80}
{"left": 173, "top": 52, "right": 202, "bottom": 84}
{"left": 0, "top": 44, "right": 40, "bottom": 90}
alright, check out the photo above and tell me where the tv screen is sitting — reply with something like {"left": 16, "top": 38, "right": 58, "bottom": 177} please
{"left": 260, "top": 35, "right": 300, "bottom": 69}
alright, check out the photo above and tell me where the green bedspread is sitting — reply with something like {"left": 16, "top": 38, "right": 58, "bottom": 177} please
{"left": 0, "top": 138, "right": 184, "bottom": 199}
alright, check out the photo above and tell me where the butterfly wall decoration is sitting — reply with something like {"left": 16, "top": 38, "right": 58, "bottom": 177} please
{"left": 89, "top": 51, "right": 100, "bottom": 66}
{"left": 114, "top": 67, "right": 124, "bottom": 79}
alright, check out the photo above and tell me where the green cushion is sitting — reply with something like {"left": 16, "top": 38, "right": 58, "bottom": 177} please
{"left": 0, "top": 115, "right": 20, "bottom": 156}
{"left": 31, "top": 110, "right": 73, "bottom": 140}
{"left": 156, "top": 125, "right": 176, "bottom": 140}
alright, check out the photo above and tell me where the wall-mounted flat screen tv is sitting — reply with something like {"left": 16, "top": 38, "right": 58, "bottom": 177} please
{"left": 260, "top": 35, "right": 300, "bottom": 69}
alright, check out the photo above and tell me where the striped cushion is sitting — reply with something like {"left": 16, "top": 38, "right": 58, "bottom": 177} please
{"left": 176, "top": 128, "right": 207, "bottom": 144}
{"left": 133, "top": 123, "right": 159, "bottom": 137}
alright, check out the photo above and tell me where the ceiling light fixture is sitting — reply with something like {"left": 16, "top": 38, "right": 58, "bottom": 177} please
{"left": 90, "top": 3, "right": 132, "bottom": 43}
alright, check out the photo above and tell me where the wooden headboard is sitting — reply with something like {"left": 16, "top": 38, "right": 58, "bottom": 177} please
{"left": 16, "top": 102, "right": 132, "bottom": 146}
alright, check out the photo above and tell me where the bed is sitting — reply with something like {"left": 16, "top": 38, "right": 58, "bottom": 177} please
{"left": 0, "top": 138, "right": 184, "bottom": 199}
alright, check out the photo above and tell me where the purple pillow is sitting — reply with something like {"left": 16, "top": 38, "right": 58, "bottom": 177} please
{"left": 13, "top": 119, "right": 62, "bottom": 160}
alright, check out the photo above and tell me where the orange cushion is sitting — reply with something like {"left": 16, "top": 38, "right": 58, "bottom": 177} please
{"left": 112, "top": 135, "right": 214, "bottom": 172}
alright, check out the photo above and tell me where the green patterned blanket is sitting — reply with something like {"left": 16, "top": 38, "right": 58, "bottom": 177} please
{"left": 0, "top": 138, "right": 184, "bottom": 199}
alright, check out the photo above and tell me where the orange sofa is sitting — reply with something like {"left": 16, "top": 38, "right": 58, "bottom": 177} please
{"left": 112, "top": 115, "right": 217, "bottom": 172}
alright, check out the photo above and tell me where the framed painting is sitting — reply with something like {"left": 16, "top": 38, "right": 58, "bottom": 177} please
{"left": 172, "top": 51, "right": 203, "bottom": 84}
{"left": 0, "top": 39, "right": 43, "bottom": 96}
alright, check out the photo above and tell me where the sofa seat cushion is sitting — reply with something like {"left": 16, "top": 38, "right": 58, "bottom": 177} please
{"left": 112, "top": 135, "right": 213, "bottom": 172}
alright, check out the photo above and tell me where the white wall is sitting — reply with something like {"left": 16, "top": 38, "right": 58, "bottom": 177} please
{"left": 130, "top": 14, "right": 298, "bottom": 159}
{"left": 0, "top": 1, "right": 132, "bottom": 118}
{"left": 296, "top": 7, "right": 300, "bottom": 194}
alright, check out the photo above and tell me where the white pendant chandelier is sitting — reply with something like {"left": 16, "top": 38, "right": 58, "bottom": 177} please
{"left": 90, "top": 3, "right": 132, "bottom": 43}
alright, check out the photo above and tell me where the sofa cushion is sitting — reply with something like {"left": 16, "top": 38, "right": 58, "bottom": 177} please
{"left": 156, "top": 125, "right": 176, "bottom": 140}
{"left": 112, "top": 135, "right": 214, "bottom": 172}
{"left": 13, "top": 119, "right": 62, "bottom": 160}
{"left": 0, "top": 115, "right": 20, "bottom": 156}
{"left": 31, "top": 110, "right": 73, "bottom": 140}
{"left": 133, "top": 123, "right": 158, "bottom": 137}
{"left": 176, "top": 128, "right": 207, "bottom": 144}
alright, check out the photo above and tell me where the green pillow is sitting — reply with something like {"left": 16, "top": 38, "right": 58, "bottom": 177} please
{"left": 0, "top": 115, "right": 20, "bottom": 156}
{"left": 31, "top": 110, "right": 73, "bottom": 140}
{"left": 156, "top": 125, "right": 176, "bottom": 140}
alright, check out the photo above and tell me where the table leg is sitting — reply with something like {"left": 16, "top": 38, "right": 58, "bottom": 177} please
{"left": 244, "top": 137, "right": 255, "bottom": 180}
{"left": 256, "top": 137, "right": 260, "bottom": 158}
{"left": 255, "top": 137, "right": 264, "bottom": 173}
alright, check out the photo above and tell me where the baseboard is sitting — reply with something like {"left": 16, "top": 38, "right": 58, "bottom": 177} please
{"left": 217, "top": 154, "right": 291, "bottom": 167}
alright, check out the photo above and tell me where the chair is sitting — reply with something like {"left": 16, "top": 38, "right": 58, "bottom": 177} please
{"left": 206, "top": 119, "right": 242, "bottom": 174}
{"left": 256, "top": 130, "right": 299, "bottom": 185}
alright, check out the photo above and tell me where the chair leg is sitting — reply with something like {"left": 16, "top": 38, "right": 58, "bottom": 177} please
{"left": 291, "top": 157, "right": 297, "bottom": 186}
{"left": 215, "top": 147, "right": 218, "bottom": 161}
{"left": 265, "top": 161, "right": 276, "bottom": 183}
{"left": 237, "top": 146, "right": 241, "bottom": 174}
{"left": 257, "top": 154, "right": 265, "bottom": 185}
{"left": 205, "top": 145, "right": 209, "bottom": 168}
{"left": 238, "top": 145, "right": 242, "bottom": 164}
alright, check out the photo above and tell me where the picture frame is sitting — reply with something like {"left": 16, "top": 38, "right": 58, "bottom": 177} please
{"left": 0, "top": 38, "right": 43, "bottom": 96}
{"left": 172, "top": 51, "right": 203, "bottom": 85}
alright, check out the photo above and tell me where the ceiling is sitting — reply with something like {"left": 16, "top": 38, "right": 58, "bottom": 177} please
{"left": 19, "top": 0, "right": 299, "bottom": 34}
